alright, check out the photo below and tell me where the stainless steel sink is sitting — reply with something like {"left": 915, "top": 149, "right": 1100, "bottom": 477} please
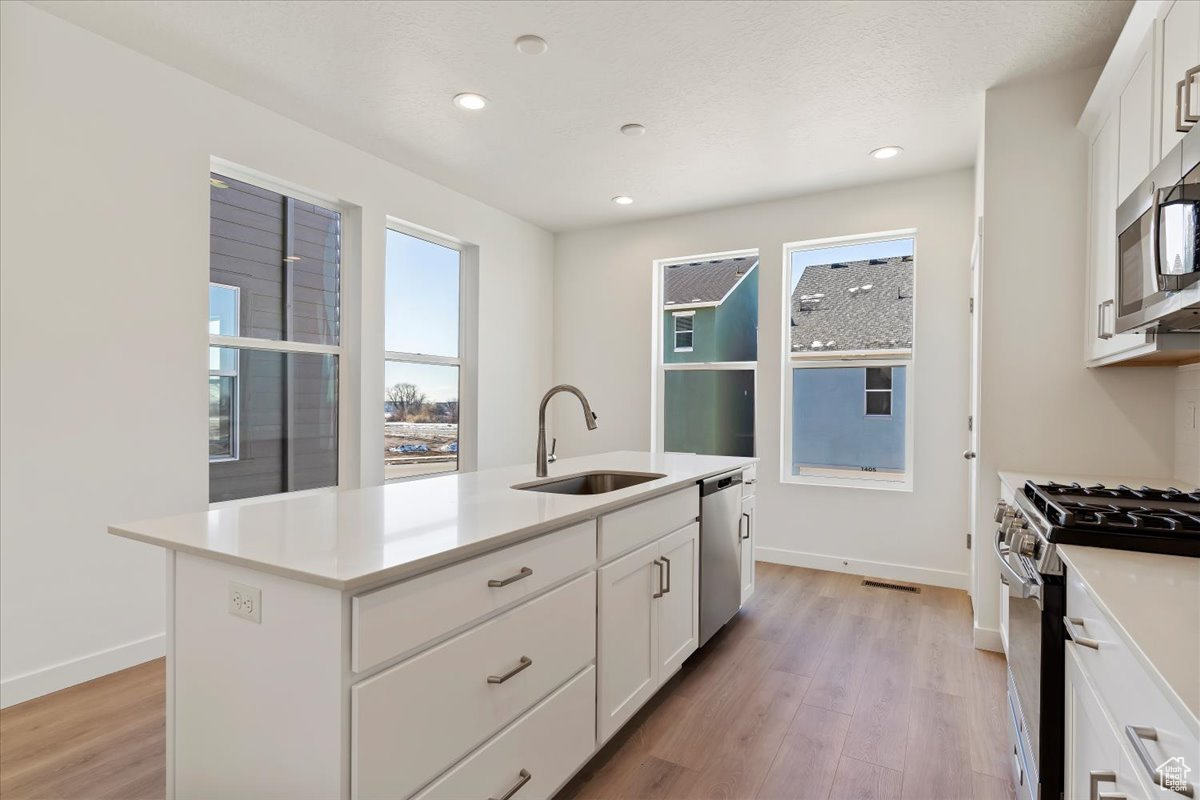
{"left": 512, "top": 471, "right": 666, "bottom": 495}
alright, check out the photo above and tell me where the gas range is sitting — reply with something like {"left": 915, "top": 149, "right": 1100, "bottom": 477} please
{"left": 1009, "top": 480, "right": 1200, "bottom": 566}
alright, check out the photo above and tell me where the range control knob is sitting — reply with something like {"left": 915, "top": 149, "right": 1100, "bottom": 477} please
{"left": 1017, "top": 534, "right": 1037, "bottom": 558}
{"left": 993, "top": 501, "right": 1011, "bottom": 524}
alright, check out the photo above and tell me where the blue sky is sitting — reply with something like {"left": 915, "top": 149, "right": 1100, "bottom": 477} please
{"left": 384, "top": 230, "right": 460, "bottom": 402}
{"left": 790, "top": 238, "right": 913, "bottom": 293}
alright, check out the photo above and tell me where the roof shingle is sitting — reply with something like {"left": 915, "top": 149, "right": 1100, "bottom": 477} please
{"left": 790, "top": 255, "right": 913, "bottom": 352}
{"left": 664, "top": 257, "right": 757, "bottom": 306}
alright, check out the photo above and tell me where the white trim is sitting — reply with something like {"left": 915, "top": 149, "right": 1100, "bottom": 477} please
{"left": 672, "top": 311, "right": 695, "bottom": 353}
{"left": 663, "top": 300, "right": 719, "bottom": 311}
{"left": 780, "top": 231, "right": 917, "bottom": 492}
{"left": 756, "top": 546, "right": 968, "bottom": 591}
{"left": 383, "top": 350, "right": 461, "bottom": 367}
{"left": 211, "top": 157, "right": 345, "bottom": 210}
{"left": 663, "top": 361, "right": 758, "bottom": 371}
{"left": 0, "top": 633, "right": 166, "bottom": 709}
{"left": 207, "top": 334, "right": 341, "bottom": 356}
{"left": 973, "top": 625, "right": 1004, "bottom": 653}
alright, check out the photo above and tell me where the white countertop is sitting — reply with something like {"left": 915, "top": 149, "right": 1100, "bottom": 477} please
{"left": 998, "top": 469, "right": 1199, "bottom": 729}
{"left": 109, "top": 451, "right": 754, "bottom": 591}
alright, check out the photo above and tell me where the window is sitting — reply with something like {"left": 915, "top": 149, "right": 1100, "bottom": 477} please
{"left": 384, "top": 228, "right": 463, "bottom": 480}
{"left": 208, "top": 170, "right": 342, "bottom": 503}
{"left": 673, "top": 312, "right": 695, "bottom": 352}
{"left": 865, "top": 367, "right": 892, "bottom": 416}
{"left": 783, "top": 232, "right": 915, "bottom": 489}
{"left": 656, "top": 252, "right": 759, "bottom": 457}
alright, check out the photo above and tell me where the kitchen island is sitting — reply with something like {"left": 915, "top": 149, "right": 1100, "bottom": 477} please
{"left": 110, "top": 450, "right": 757, "bottom": 800}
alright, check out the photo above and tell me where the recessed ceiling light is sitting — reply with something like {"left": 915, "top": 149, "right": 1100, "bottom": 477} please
{"left": 453, "top": 92, "right": 488, "bottom": 111}
{"left": 514, "top": 34, "right": 548, "bottom": 55}
{"left": 612, "top": 196, "right": 634, "bottom": 205}
{"left": 620, "top": 123, "right": 646, "bottom": 136}
{"left": 870, "top": 145, "right": 903, "bottom": 160}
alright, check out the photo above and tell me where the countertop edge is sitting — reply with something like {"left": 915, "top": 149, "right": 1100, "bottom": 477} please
{"left": 107, "top": 457, "right": 756, "bottom": 592}
{"left": 1057, "top": 544, "right": 1200, "bottom": 734}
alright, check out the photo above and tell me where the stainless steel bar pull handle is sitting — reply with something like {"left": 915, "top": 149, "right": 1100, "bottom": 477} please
{"left": 1064, "top": 616, "right": 1100, "bottom": 649}
{"left": 994, "top": 530, "right": 1037, "bottom": 599}
{"left": 661, "top": 555, "right": 671, "bottom": 594}
{"left": 1126, "top": 724, "right": 1195, "bottom": 797}
{"left": 652, "top": 558, "right": 665, "bottom": 599}
{"left": 1090, "top": 770, "right": 1117, "bottom": 800}
{"left": 1186, "top": 65, "right": 1200, "bottom": 124}
{"left": 741, "top": 512, "right": 751, "bottom": 540}
{"left": 489, "top": 769, "right": 532, "bottom": 800}
{"left": 486, "top": 656, "right": 532, "bottom": 684}
{"left": 488, "top": 567, "right": 533, "bottom": 588}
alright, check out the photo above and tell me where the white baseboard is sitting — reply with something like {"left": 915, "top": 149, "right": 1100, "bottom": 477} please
{"left": 0, "top": 633, "right": 165, "bottom": 709}
{"left": 756, "top": 546, "right": 969, "bottom": 590}
{"left": 973, "top": 625, "right": 1004, "bottom": 653}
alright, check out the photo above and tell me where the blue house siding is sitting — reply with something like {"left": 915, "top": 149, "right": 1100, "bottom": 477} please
{"left": 662, "top": 267, "right": 757, "bottom": 363}
{"left": 792, "top": 366, "right": 906, "bottom": 471}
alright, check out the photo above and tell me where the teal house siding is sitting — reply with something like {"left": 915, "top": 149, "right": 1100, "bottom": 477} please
{"left": 663, "top": 266, "right": 757, "bottom": 363}
{"left": 664, "top": 369, "right": 755, "bottom": 457}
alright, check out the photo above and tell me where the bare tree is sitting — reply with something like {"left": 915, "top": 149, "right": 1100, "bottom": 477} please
{"left": 385, "top": 382, "right": 426, "bottom": 420}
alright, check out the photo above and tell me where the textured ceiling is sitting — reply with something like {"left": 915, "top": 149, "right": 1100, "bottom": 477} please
{"left": 33, "top": 0, "right": 1130, "bottom": 231}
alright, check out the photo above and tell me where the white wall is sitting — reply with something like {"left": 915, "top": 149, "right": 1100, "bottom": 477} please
{"left": 972, "top": 66, "right": 1179, "bottom": 639}
{"left": 1176, "top": 365, "right": 1200, "bottom": 485}
{"left": 554, "top": 168, "right": 976, "bottom": 589}
{"left": 0, "top": 2, "right": 554, "bottom": 707}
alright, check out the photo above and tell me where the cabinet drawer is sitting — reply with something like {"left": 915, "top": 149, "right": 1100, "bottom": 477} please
{"left": 352, "top": 520, "right": 596, "bottom": 672}
{"left": 599, "top": 486, "right": 698, "bottom": 561}
{"left": 742, "top": 464, "right": 757, "bottom": 497}
{"left": 352, "top": 573, "right": 596, "bottom": 800}
{"left": 1066, "top": 575, "right": 1199, "bottom": 785}
{"left": 413, "top": 666, "right": 597, "bottom": 800}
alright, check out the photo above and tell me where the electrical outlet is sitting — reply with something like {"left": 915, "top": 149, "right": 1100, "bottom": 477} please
{"left": 228, "top": 581, "right": 261, "bottom": 623}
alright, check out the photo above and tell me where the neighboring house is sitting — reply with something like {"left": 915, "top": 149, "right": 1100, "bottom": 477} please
{"left": 663, "top": 257, "right": 758, "bottom": 363}
{"left": 789, "top": 255, "right": 913, "bottom": 473}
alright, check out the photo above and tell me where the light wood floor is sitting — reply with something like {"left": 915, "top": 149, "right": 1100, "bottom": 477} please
{"left": 0, "top": 564, "right": 1011, "bottom": 800}
{"left": 558, "top": 563, "right": 1014, "bottom": 800}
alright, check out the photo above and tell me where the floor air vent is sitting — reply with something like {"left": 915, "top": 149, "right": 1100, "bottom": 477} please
{"left": 861, "top": 579, "right": 920, "bottom": 594}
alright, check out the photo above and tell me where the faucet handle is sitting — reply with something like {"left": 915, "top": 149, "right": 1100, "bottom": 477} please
{"left": 547, "top": 437, "right": 557, "bottom": 464}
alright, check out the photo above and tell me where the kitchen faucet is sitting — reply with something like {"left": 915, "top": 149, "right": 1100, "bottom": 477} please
{"left": 536, "top": 385, "right": 598, "bottom": 477}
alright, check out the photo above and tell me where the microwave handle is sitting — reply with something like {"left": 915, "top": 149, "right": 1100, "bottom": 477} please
{"left": 1097, "top": 300, "right": 1114, "bottom": 340}
{"left": 1185, "top": 65, "right": 1200, "bottom": 125}
{"left": 1150, "top": 181, "right": 1164, "bottom": 289}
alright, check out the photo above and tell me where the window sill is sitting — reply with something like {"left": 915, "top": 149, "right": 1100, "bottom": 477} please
{"left": 781, "top": 473, "right": 913, "bottom": 492}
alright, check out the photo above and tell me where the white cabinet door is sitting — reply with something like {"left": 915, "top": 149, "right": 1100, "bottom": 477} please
{"left": 1119, "top": 27, "right": 1158, "bottom": 204}
{"left": 740, "top": 494, "right": 756, "bottom": 605}
{"left": 597, "top": 540, "right": 659, "bottom": 744}
{"left": 656, "top": 523, "right": 698, "bottom": 680}
{"left": 1160, "top": 0, "right": 1200, "bottom": 157}
{"left": 1088, "top": 108, "right": 1150, "bottom": 362}
{"left": 1064, "top": 644, "right": 1148, "bottom": 800}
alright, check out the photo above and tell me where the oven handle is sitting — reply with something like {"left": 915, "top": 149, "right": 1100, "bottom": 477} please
{"left": 994, "top": 530, "right": 1039, "bottom": 600}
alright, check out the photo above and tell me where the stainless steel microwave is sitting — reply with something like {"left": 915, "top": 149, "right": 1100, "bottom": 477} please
{"left": 1114, "top": 126, "right": 1200, "bottom": 333}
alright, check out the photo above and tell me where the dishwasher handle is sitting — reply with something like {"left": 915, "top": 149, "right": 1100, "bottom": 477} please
{"left": 700, "top": 470, "right": 744, "bottom": 496}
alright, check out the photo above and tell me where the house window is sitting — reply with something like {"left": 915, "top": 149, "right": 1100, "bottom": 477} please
{"left": 673, "top": 312, "right": 695, "bottom": 352}
{"left": 384, "top": 227, "right": 463, "bottom": 480}
{"left": 783, "top": 232, "right": 915, "bottom": 489}
{"left": 657, "top": 252, "right": 759, "bottom": 457}
{"left": 208, "top": 170, "right": 342, "bottom": 503}
{"left": 865, "top": 367, "right": 893, "bottom": 416}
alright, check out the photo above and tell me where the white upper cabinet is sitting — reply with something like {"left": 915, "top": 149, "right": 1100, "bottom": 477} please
{"left": 1160, "top": 0, "right": 1200, "bottom": 156}
{"left": 1119, "top": 27, "right": 1157, "bottom": 204}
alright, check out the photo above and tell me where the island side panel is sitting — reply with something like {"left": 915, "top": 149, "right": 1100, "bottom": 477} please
{"left": 173, "top": 552, "right": 345, "bottom": 799}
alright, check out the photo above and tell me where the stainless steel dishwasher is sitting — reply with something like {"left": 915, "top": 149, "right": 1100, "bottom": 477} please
{"left": 699, "top": 470, "right": 743, "bottom": 646}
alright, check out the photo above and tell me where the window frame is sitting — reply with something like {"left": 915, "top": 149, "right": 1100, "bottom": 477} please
{"left": 207, "top": 159, "right": 351, "bottom": 506}
{"left": 780, "top": 230, "right": 917, "bottom": 492}
{"left": 672, "top": 311, "right": 695, "bottom": 353}
{"left": 650, "top": 248, "right": 759, "bottom": 455}
{"left": 383, "top": 220, "right": 473, "bottom": 482}
{"left": 208, "top": 282, "right": 241, "bottom": 463}
{"left": 864, "top": 366, "right": 893, "bottom": 418}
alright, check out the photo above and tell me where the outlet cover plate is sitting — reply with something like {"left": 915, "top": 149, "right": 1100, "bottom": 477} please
{"left": 228, "top": 581, "right": 261, "bottom": 623}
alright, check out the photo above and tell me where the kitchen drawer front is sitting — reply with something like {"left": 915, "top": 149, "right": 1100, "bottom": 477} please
{"left": 413, "top": 666, "right": 597, "bottom": 800}
{"left": 742, "top": 464, "right": 757, "bottom": 497}
{"left": 598, "top": 486, "right": 698, "bottom": 562}
{"left": 1066, "top": 575, "right": 1199, "bottom": 784}
{"left": 352, "top": 573, "right": 596, "bottom": 800}
{"left": 352, "top": 520, "right": 596, "bottom": 672}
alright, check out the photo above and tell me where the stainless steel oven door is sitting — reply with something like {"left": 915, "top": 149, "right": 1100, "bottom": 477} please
{"left": 995, "top": 530, "right": 1044, "bottom": 777}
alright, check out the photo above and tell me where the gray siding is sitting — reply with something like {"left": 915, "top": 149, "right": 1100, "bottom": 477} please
{"left": 209, "top": 174, "right": 339, "bottom": 503}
